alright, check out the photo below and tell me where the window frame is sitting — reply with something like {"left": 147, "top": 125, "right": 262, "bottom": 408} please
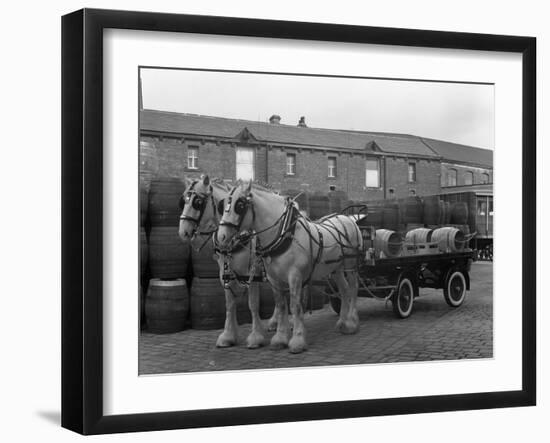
{"left": 464, "top": 171, "right": 474, "bottom": 186}
{"left": 286, "top": 153, "right": 296, "bottom": 176}
{"left": 365, "top": 157, "right": 381, "bottom": 188}
{"left": 408, "top": 162, "right": 417, "bottom": 183}
{"left": 328, "top": 156, "right": 337, "bottom": 178}
{"left": 235, "top": 147, "right": 255, "bottom": 181}
{"left": 187, "top": 146, "right": 199, "bottom": 170}
{"left": 447, "top": 168, "right": 458, "bottom": 187}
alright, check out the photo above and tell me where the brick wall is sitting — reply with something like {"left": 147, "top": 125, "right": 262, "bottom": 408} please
{"left": 142, "top": 135, "right": 236, "bottom": 182}
{"left": 141, "top": 134, "right": 487, "bottom": 201}
{"left": 385, "top": 157, "right": 441, "bottom": 199}
{"left": 441, "top": 162, "right": 492, "bottom": 187}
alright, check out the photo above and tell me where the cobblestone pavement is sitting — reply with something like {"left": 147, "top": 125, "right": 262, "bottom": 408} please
{"left": 139, "top": 262, "right": 493, "bottom": 374}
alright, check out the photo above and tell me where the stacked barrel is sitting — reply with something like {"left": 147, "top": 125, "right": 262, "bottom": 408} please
{"left": 139, "top": 141, "right": 158, "bottom": 330}
{"left": 356, "top": 192, "right": 473, "bottom": 258}
{"left": 144, "top": 176, "right": 191, "bottom": 333}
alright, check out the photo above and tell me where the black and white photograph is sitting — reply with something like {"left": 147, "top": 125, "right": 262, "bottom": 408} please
{"left": 138, "top": 68, "right": 494, "bottom": 374}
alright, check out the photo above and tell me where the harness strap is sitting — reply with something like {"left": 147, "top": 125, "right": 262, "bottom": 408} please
{"left": 302, "top": 226, "right": 324, "bottom": 288}
{"left": 256, "top": 202, "right": 299, "bottom": 258}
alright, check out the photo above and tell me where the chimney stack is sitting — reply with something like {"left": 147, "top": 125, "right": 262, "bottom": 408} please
{"left": 298, "top": 116, "right": 307, "bottom": 127}
{"left": 269, "top": 114, "right": 281, "bottom": 124}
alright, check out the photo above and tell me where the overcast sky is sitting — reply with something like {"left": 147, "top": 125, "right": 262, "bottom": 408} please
{"left": 140, "top": 68, "right": 494, "bottom": 150}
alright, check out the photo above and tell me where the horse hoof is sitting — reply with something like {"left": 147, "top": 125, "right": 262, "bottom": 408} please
{"left": 288, "top": 336, "right": 307, "bottom": 354}
{"left": 216, "top": 333, "right": 237, "bottom": 348}
{"left": 246, "top": 332, "right": 266, "bottom": 349}
{"left": 270, "top": 333, "right": 289, "bottom": 350}
{"left": 337, "top": 320, "right": 359, "bottom": 335}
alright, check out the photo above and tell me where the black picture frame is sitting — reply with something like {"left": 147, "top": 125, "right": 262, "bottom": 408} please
{"left": 61, "top": 8, "right": 536, "bottom": 435}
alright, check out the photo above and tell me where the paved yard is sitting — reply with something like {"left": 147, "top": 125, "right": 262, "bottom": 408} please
{"left": 139, "top": 262, "right": 492, "bottom": 374}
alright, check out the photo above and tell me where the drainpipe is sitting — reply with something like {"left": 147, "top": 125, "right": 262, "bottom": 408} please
{"left": 383, "top": 155, "right": 387, "bottom": 199}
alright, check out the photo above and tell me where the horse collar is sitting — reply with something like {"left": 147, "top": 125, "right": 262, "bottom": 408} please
{"left": 256, "top": 200, "right": 299, "bottom": 259}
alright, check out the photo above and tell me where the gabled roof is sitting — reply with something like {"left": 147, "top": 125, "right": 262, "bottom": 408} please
{"left": 421, "top": 137, "right": 493, "bottom": 167}
{"left": 140, "top": 109, "right": 491, "bottom": 163}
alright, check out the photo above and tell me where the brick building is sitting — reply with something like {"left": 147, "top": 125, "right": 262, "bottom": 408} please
{"left": 139, "top": 109, "right": 493, "bottom": 201}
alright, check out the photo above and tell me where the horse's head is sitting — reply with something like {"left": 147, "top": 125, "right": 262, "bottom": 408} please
{"left": 216, "top": 179, "right": 254, "bottom": 250}
{"left": 178, "top": 174, "right": 217, "bottom": 242}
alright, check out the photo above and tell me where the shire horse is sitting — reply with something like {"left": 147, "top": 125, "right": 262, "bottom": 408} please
{"left": 178, "top": 174, "right": 282, "bottom": 349}
{"left": 217, "top": 180, "right": 363, "bottom": 354}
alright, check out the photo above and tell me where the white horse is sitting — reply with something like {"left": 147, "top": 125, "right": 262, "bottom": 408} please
{"left": 217, "top": 180, "right": 363, "bottom": 354}
{"left": 178, "top": 174, "right": 282, "bottom": 349}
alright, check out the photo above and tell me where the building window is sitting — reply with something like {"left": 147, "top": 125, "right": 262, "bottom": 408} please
{"left": 236, "top": 147, "right": 255, "bottom": 181}
{"left": 187, "top": 147, "right": 198, "bottom": 169}
{"left": 365, "top": 158, "right": 380, "bottom": 188}
{"left": 481, "top": 173, "right": 490, "bottom": 184}
{"left": 286, "top": 153, "right": 296, "bottom": 175}
{"left": 464, "top": 171, "right": 474, "bottom": 186}
{"left": 447, "top": 169, "right": 457, "bottom": 186}
{"left": 408, "top": 163, "right": 416, "bottom": 183}
{"left": 477, "top": 200, "right": 487, "bottom": 216}
{"left": 328, "top": 157, "right": 337, "bottom": 178}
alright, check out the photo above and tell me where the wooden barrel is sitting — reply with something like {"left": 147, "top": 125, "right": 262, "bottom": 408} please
{"left": 431, "top": 227, "right": 466, "bottom": 253}
{"left": 191, "top": 238, "right": 219, "bottom": 278}
{"left": 365, "top": 202, "right": 384, "bottom": 227}
{"left": 282, "top": 189, "right": 309, "bottom": 215}
{"left": 190, "top": 277, "right": 225, "bottom": 330}
{"left": 139, "top": 141, "right": 158, "bottom": 226}
{"left": 382, "top": 201, "right": 401, "bottom": 231}
{"left": 374, "top": 229, "right": 403, "bottom": 258}
{"left": 149, "top": 226, "right": 190, "bottom": 279}
{"left": 145, "top": 278, "right": 189, "bottom": 334}
{"left": 438, "top": 200, "right": 445, "bottom": 225}
{"left": 140, "top": 227, "right": 148, "bottom": 277}
{"left": 139, "top": 180, "right": 149, "bottom": 226}
{"left": 405, "top": 227, "right": 433, "bottom": 244}
{"left": 328, "top": 190, "right": 348, "bottom": 214}
{"left": 423, "top": 195, "right": 441, "bottom": 225}
{"left": 400, "top": 197, "right": 424, "bottom": 224}
{"left": 444, "top": 202, "right": 451, "bottom": 224}
{"left": 140, "top": 285, "right": 146, "bottom": 331}
{"left": 139, "top": 141, "right": 159, "bottom": 187}
{"left": 450, "top": 202, "right": 469, "bottom": 225}
{"left": 259, "top": 282, "right": 275, "bottom": 320}
{"left": 308, "top": 194, "right": 330, "bottom": 219}
{"left": 149, "top": 177, "right": 186, "bottom": 227}
{"left": 189, "top": 277, "right": 252, "bottom": 328}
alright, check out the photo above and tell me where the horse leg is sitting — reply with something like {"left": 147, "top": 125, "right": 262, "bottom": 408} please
{"left": 267, "top": 302, "right": 280, "bottom": 332}
{"left": 270, "top": 287, "right": 291, "bottom": 349}
{"left": 246, "top": 282, "right": 267, "bottom": 349}
{"left": 344, "top": 271, "right": 360, "bottom": 333}
{"left": 333, "top": 270, "right": 356, "bottom": 334}
{"left": 288, "top": 275, "right": 307, "bottom": 354}
{"left": 216, "top": 281, "right": 239, "bottom": 347}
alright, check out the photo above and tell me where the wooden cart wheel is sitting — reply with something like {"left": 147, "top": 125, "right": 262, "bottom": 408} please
{"left": 444, "top": 269, "right": 467, "bottom": 307}
{"left": 392, "top": 277, "right": 415, "bottom": 319}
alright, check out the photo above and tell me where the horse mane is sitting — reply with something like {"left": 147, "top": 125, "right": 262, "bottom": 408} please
{"left": 211, "top": 177, "right": 232, "bottom": 192}
{"left": 252, "top": 180, "right": 274, "bottom": 192}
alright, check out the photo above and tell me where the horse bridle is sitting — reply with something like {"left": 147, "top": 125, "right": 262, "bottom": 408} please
{"left": 179, "top": 181, "right": 218, "bottom": 236}
{"left": 218, "top": 186, "right": 254, "bottom": 232}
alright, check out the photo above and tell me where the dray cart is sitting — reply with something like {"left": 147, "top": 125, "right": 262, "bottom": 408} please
{"left": 325, "top": 205, "right": 477, "bottom": 319}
